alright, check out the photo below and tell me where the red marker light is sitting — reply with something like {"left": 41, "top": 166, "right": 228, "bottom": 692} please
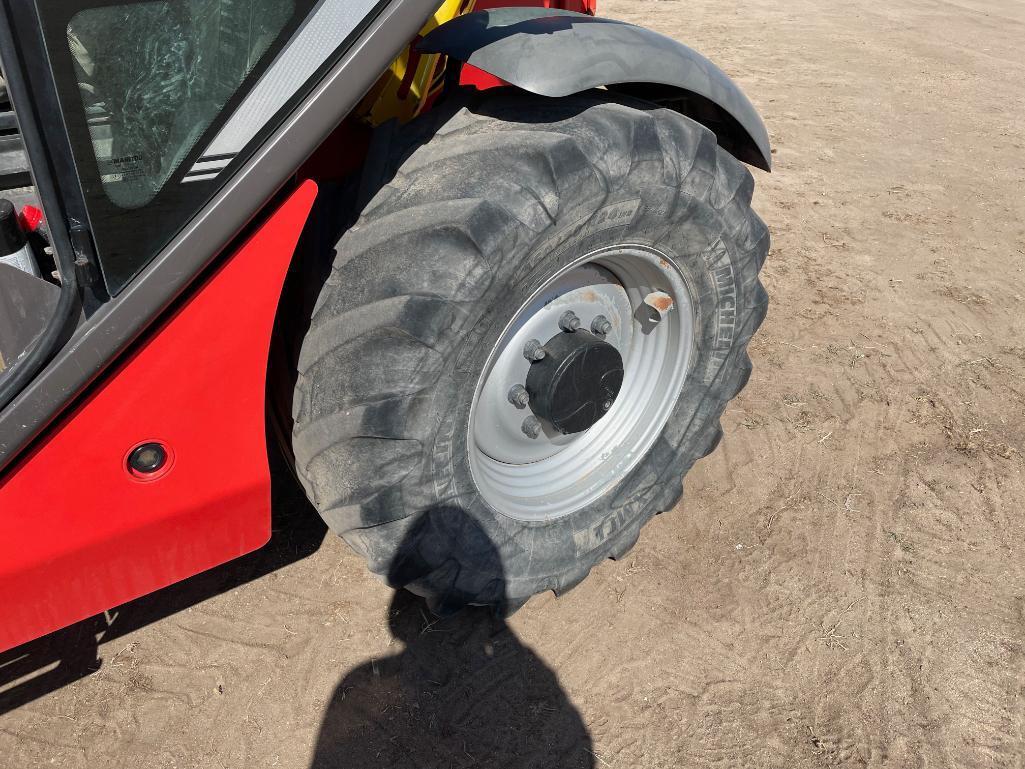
{"left": 18, "top": 205, "right": 43, "bottom": 232}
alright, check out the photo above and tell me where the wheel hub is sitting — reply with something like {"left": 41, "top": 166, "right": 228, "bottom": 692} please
{"left": 526, "top": 330, "right": 624, "bottom": 435}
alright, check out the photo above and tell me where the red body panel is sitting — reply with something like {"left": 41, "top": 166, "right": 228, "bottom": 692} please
{"left": 0, "top": 182, "right": 317, "bottom": 653}
{"left": 459, "top": 64, "right": 511, "bottom": 91}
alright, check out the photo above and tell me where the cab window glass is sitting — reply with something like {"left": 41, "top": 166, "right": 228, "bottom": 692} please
{"left": 68, "top": 0, "right": 293, "bottom": 210}
{"left": 40, "top": 0, "right": 383, "bottom": 293}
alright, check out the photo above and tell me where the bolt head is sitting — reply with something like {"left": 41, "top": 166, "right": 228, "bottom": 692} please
{"left": 521, "top": 416, "right": 542, "bottom": 439}
{"left": 591, "top": 315, "right": 612, "bottom": 336}
{"left": 508, "top": 384, "right": 530, "bottom": 408}
{"left": 559, "top": 311, "right": 581, "bottom": 333}
{"left": 523, "top": 339, "right": 546, "bottom": 361}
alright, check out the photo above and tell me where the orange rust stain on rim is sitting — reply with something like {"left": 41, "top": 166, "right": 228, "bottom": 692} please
{"left": 646, "top": 292, "right": 674, "bottom": 313}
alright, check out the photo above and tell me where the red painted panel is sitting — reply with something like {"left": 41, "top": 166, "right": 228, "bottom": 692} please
{"left": 459, "top": 63, "right": 512, "bottom": 91}
{"left": 0, "top": 181, "right": 317, "bottom": 653}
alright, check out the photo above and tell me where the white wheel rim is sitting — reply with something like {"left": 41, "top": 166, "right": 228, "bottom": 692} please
{"left": 468, "top": 245, "right": 695, "bottom": 522}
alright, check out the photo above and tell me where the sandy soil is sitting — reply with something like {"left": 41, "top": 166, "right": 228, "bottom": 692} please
{"left": 3, "top": 0, "right": 1025, "bottom": 766}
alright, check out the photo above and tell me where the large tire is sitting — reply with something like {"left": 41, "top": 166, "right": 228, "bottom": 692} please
{"left": 292, "top": 90, "right": 769, "bottom": 613}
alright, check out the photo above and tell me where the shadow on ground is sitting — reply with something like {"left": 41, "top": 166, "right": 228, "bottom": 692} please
{"left": 0, "top": 462, "right": 595, "bottom": 769}
{"left": 311, "top": 510, "right": 594, "bottom": 769}
{"left": 0, "top": 451, "right": 328, "bottom": 715}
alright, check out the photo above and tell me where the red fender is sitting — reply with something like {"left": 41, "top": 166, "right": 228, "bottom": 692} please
{"left": 0, "top": 181, "right": 318, "bottom": 653}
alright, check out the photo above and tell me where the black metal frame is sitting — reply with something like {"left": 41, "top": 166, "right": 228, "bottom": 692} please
{"left": 0, "top": 0, "right": 85, "bottom": 416}
{"left": 0, "top": 107, "right": 32, "bottom": 192}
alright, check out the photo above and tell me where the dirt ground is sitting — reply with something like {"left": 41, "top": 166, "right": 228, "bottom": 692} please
{"left": 4, "top": 0, "right": 1025, "bottom": 766}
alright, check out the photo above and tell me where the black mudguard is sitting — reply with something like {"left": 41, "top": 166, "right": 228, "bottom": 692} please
{"left": 420, "top": 8, "right": 771, "bottom": 171}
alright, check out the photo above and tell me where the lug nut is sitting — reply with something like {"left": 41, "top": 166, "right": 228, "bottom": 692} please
{"left": 523, "top": 339, "right": 546, "bottom": 361}
{"left": 508, "top": 384, "right": 530, "bottom": 408}
{"left": 521, "top": 415, "right": 542, "bottom": 438}
{"left": 643, "top": 291, "right": 674, "bottom": 324}
{"left": 559, "top": 311, "right": 581, "bottom": 333}
{"left": 591, "top": 315, "right": 612, "bottom": 336}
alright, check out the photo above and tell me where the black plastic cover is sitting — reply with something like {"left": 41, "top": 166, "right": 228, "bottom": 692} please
{"left": 420, "top": 8, "right": 772, "bottom": 171}
{"left": 0, "top": 198, "right": 25, "bottom": 256}
{"left": 525, "top": 330, "right": 624, "bottom": 435}
{"left": 0, "top": 263, "right": 59, "bottom": 376}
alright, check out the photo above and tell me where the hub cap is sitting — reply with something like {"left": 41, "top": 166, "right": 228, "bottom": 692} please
{"left": 525, "top": 330, "right": 624, "bottom": 435}
{"left": 468, "top": 245, "right": 694, "bottom": 521}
